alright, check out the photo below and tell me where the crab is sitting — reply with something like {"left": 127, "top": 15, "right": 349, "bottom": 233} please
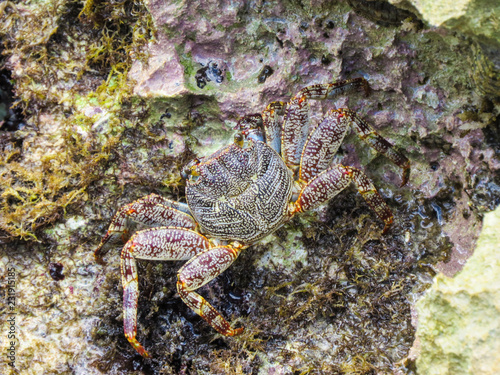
{"left": 94, "top": 78, "right": 410, "bottom": 358}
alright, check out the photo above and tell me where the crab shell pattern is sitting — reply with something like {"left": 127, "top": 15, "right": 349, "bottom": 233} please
{"left": 94, "top": 78, "right": 410, "bottom": 357}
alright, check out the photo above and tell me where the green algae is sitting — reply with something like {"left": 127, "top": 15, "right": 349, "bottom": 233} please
{"left": 0, "top": 0, "right": 155, "bottom": 240}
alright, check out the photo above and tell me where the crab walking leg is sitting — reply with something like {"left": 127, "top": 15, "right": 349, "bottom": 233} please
{"left": 294, "top": 165, "right": 393, "bottom": 233}
{"left": 262, "top": 101, "right": 286, "bottom": 154}
{"left": 299, "top": 109, "right": 350, "bottom": 183}
{"left": 342, "top": 109, "right": 410, "bottom": 186}
{"left": 120, "top": 227, "right": 211, "bottom": 357}
{"left": 177, "top": 245, "right": 245, "bottom": 336}
{"left": 299, "top": 109, "right": 410, "bottom": 185}
{"left": 282, "top": 78, "right": 370, "bottom": 167}
{"left": 95, "top": 194, "right": 196, "bottom": 263}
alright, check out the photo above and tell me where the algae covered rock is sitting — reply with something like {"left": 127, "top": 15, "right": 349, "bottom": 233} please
{"left": 389, "top": 0, "right": 500, "bottom": 96}
{"left": 1, "top": 0, "right": 500, "bottom": 374}
{"left": 416, "top": 205, "right": 500, "bottom": 374}
{"left": 390, "top": 0, "right": 500, "bottom": 45}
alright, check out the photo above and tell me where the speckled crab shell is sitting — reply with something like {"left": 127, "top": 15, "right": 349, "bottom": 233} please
{"left": 186, "top": 140, "right": 294, "bottom": 243}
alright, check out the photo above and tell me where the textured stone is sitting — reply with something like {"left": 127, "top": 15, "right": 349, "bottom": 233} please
{"left": 416, "top": 206, "right": 500, "bottom": 374}
{"left": 389, "top": 0, "right": 500, "bottom": 96}
{"left": 390, "top": 0, "right": 500, "bottom": 44}
{"left": 1, "top": 0, "right": 500, "bottom": 374}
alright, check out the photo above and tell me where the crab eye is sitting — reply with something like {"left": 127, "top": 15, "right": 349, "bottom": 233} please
{"left": 181, "top": 159, "right": 201, "bottom": 180}
{"left": 234, "top": 132, "right": 244, "bottom": 147}
{"left": 190, "top": 165, "right": 200, "bottom": 177}
{"left": 181, "top": 166, "right": 191, "bottom": 179}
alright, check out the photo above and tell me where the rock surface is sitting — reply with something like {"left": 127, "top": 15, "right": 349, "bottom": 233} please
{"left": 0, "top": 0, "right": 499, "bottom": 374}
{"left": 389, "top": 0, "right": 500, "bottom": 96}
{"left": 390, "top": 0, "right": 500, "bottom": 45}
{"left": 416, "top": 205, "right": 500, "bottom": 374}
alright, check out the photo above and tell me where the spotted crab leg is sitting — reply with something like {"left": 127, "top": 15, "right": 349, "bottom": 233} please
{"left": 177, "top": 244, "right": 244, "bottom": 337}
{"left": 282, "top": 78, "right": 370, "bottom": 168}
{"left": 299, "top": 109, "right": 410, "bottom": 185}
{"left": 262, "top": 101, "right": 286, "bottom": 154}
{"left": 95, "top": 194, "right": 196, "bottom": 264}
{"left": 120, "top": 227, "right": 211, "bottom": 357}
{"left": 343, "top": 109, "right": 410, "bottom": 186}
{"left": 293, "top": 165, "right": 393, "bottom": 233}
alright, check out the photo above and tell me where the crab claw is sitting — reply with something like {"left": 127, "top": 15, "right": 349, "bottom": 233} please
{"left": 234, "top": 113, "right": 262, "bottom": 131}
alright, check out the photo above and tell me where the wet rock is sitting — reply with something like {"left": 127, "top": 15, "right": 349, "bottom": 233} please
{"left": 128, "top": 33, "right": 188, "bottom": 98}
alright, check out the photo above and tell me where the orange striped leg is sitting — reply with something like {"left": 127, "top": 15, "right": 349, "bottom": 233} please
{"left": 95, "top": 194, "right": 196, "bottom": 263}
{"left": 177, "top": 245, "right": 244, "bottom": 336}
{"left": 282, "top": 78, "right": 370, "bottom": 167}
{"left": 293, "top": 165, "right": 393, "bottom": 233}
{"left": 262, "top": 101, "right": 286, "bottom": 153}
{"left": 120, "top": 227, "right": 210, "bottom": 357}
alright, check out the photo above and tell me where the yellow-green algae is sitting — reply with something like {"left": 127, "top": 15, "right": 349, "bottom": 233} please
{"left": 389, "top": 0, "right": 500, "bottom": 96}
{"left": 416, "top": 205, "right": 500, "bottom": 375}
{"left": 0, "top": 0, "right": 155, "bottom": 240}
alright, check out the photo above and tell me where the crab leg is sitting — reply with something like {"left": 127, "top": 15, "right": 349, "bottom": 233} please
{"left": 342, "top": 109, "right": 410, "bottom": 186}
{"left": 299, "top": 109, "right": 410, "bottom": 185}
{"left": 282, "top": 78, "right": 370, "bottom": 168}
{"left": 120, "top": 227, "right": 211, "bottom": 357}
{"left": 262, "top": 101, "right": 286, "bottom": 154}
{"left": 177, "top": 244, "right": 244, "bottom": 337}
{"left": 293, "top": 164, "right": 393, "bottom": 233}
{"left": 298, "top": 109, "right": 350, "bottom": 183}
{"left": 95, "top": 194, "right": 196, "bottom": 263}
